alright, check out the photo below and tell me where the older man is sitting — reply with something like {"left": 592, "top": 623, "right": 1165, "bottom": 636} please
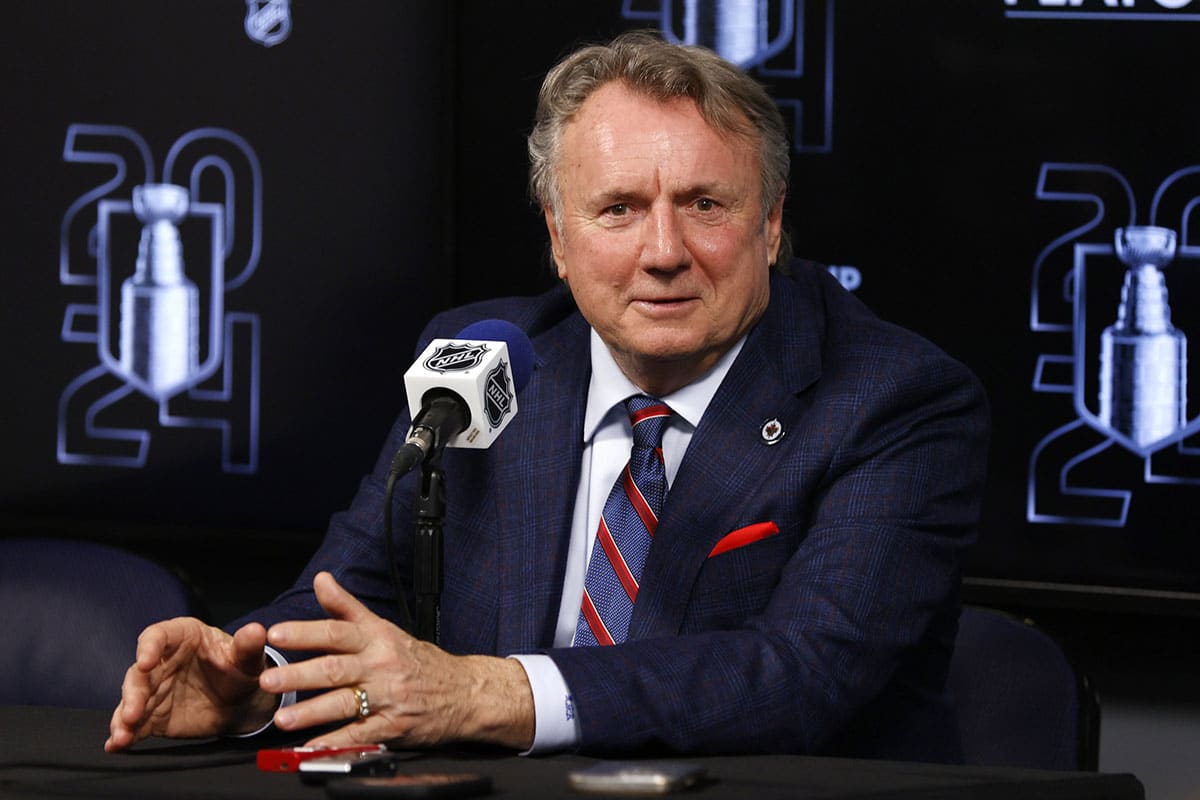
{"left": 107, "top": 31, "right": 987, "bottom": 761}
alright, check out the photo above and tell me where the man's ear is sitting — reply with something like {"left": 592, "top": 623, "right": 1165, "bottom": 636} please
{"left": 765, "top": 194, "right": 785, "bottom": 265}
{"left": 543, "top": 207, "right": 568, "bottom": 280}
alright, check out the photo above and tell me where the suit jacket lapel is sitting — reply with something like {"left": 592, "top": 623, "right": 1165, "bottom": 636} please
{"left": 492, "top": 312, "right": 591, "bottom": 653}
{"left": 629, "top": 272, "right": 824, "bottom": 640}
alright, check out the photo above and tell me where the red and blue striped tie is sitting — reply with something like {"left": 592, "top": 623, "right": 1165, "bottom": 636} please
{"left": 576, "top": 395, "right": 672, "bottom": 646}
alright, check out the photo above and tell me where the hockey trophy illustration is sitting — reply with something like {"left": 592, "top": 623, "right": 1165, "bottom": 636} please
{"left": 622, "top": 0, "right": 833, "bottom": 153}
{"left": 1027, "top": 164, "right": 1200, "bottom": 527}
{"left": 1098, "top": 225, "right": 1187, "bottom": 450}
{"left": 97, "top": 179, "right": 226, "bottom": 402}
{"left": 58, "top": 123, "right": 261, "bottom": 473}
{"left": 648, "top": 0, "right": 795, "bottom": 69}
{"left": 119, "top": 184, "right": 201, "bottom": 399}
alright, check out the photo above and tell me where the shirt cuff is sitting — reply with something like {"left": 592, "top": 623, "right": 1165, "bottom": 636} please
{"left": 225, "top": 645, "right": 297, "bottom": 738}
{"left": 508, "top": 654, "right": 580, "bottom": 755}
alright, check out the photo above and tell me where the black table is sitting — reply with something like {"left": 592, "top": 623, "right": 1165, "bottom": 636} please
{"left": 0, "top": 706, "right": 1143, "bottom": 799}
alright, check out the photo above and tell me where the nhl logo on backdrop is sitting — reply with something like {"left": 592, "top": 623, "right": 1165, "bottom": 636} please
{"left": 425, "top": 341, "right": 490, "bottom": 373}
{"left": 245, "top": 0, "right": 292, "bottom": 48}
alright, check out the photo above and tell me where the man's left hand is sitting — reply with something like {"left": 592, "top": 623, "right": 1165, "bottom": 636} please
{"left": 260, "top": 571, "right": 535, "bottom": 751}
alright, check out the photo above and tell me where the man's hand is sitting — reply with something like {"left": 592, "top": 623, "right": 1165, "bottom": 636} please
{"left": 105, "top": 618, "right": 279, "bottom": 752}
{"left": 260, "top": 571, "right": 535, "bottom": 751}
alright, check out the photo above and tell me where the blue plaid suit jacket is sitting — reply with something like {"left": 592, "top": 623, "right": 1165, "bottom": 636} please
{"left": 249, "top": 263, "right": 989, "bottom": 762}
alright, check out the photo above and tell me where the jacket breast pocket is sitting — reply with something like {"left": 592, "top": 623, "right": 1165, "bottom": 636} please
{"left": 683, "top": 521, "right": 801, "bottom": 632}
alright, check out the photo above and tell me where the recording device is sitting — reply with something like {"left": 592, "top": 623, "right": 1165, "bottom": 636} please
{"left": 298, "top": 750, "right": 400, "bottom": 784}
{"left": 324, "top": 773, "right": 493, "bottom": 798}
{"left": 256, "top": 744, "right": 388, "bottom": 773}
{"left": 567, "top": 761, "right": 708, "bottom": 795}
{"left": 391, "top": 319, "right": 535, "bottom": 478}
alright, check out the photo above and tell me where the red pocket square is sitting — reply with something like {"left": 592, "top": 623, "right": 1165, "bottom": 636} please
{"left": 708, "top": 521, "right": 780, "bottom": 558}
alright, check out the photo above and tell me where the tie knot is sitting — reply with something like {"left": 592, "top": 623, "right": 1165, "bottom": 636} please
{"left": 625, "top": 395, "right": 671, "bottom": 449}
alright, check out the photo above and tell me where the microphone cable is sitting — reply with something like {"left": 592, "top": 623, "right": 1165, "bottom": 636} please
{"left": 383, "top": 456, "right": 416, "bottom": 635}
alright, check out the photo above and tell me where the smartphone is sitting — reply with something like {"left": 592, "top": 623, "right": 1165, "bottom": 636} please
{"left": 324, "top": 773, "right": 492, "bottom": 798}
{"left": 299, "top": 750, "right": 400, "bottom": 784}
{"left": 567, "top": 761, "right": 707, "bottom": 795}
{"left": 257, "top": 744, "right": 389, "bottom": 773}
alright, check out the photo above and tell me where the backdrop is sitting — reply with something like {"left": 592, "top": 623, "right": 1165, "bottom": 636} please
{"left": 2, "top": 0, "right": 1198, "bottom": 615}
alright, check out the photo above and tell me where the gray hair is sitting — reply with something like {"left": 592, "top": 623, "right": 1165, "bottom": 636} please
{"left": 528, "top": 30, "right": 792, "bottom": 267}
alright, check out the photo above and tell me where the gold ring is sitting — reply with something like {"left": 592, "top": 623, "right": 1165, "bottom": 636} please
{"left": 352, "top": 686, "right": 370, "bottom": 718}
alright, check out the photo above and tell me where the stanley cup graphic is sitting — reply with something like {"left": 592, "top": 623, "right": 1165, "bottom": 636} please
{"left": 58, "top": 123, "right": 263, "bottom": 473}
{"left": 118, "top": 183, "right": 200, "bottom": 398}
{"left": 1098, "top": 225, "right": 1188, "bottom": 449}
{"left": 673, "top": 0, "right": 792, "bottom": 68}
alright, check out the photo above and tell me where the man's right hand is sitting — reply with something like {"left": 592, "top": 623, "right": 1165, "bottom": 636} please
{"left": 105, "top": 618, "right": 279, "bottom": 752}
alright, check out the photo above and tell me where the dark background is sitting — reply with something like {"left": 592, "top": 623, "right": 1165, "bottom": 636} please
{"left": 2, "top": 5, "right": 1198, "bottom": 774}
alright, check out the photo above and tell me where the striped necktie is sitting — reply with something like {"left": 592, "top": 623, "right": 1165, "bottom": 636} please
{"left": 576, "top": 395, "right": 672, "bottom": 646}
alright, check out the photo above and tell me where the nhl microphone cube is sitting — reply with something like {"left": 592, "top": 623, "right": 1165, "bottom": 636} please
{"left": 404, "top": 337, "right": 519, "bottom": 450}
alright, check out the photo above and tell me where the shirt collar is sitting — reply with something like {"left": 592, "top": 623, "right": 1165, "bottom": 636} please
{"left": 582, "top": 329, "right": 747, "bottom": 442}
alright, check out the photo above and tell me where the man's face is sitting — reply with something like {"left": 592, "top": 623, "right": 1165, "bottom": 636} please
{"left": 546, "top": 81, "right": 783, "bottom": 396}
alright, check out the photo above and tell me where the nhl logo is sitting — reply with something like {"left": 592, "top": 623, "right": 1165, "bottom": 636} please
{"left": 483, "top": 361, "right": 514, "bottom": 429}
{"left": 245, "top": 0, "right": 292, "bottom": 48}
{"left": 425, "top": 341, "right": 489, "bottom": 373}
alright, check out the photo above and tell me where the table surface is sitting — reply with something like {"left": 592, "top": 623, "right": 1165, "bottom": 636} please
{"left": 0, "top": 706, "right": 1144, "bottom": 800}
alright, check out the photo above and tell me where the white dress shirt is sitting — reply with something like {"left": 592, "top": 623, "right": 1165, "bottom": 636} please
{"left": 510, "top": 329, "right": 745, "bottom": 753}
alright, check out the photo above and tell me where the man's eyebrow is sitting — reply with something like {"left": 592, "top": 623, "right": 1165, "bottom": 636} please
{"left": 679, "top": 178, "right": 736, "bottom": 195}
{"left": 584, "top": 188, "right": 642, "bottom": 208}
{"left": 593, "top": 189, "right": 632, "bottom": 203}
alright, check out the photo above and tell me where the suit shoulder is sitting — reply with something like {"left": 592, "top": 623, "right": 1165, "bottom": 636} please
{"left": 778, "top": 262, "right": 984, "bottom": 405}
{"left": 414, "top": 284, "right": 579, "bottom": 355}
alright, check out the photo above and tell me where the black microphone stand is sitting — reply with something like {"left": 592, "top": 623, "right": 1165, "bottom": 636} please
{"left": 386, "top": 394, "right": 466, "bottom": 643}
{"left": 413, "top": 455, "right": 446, "bottom": 644}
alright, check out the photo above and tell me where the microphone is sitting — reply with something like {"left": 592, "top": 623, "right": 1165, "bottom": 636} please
{"left": 390, "top": 319, "right": 535, "bottom": 478}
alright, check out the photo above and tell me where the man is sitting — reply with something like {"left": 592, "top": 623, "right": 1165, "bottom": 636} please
{"left": 106, "top": 31, "right": 988, "bottom": 761}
